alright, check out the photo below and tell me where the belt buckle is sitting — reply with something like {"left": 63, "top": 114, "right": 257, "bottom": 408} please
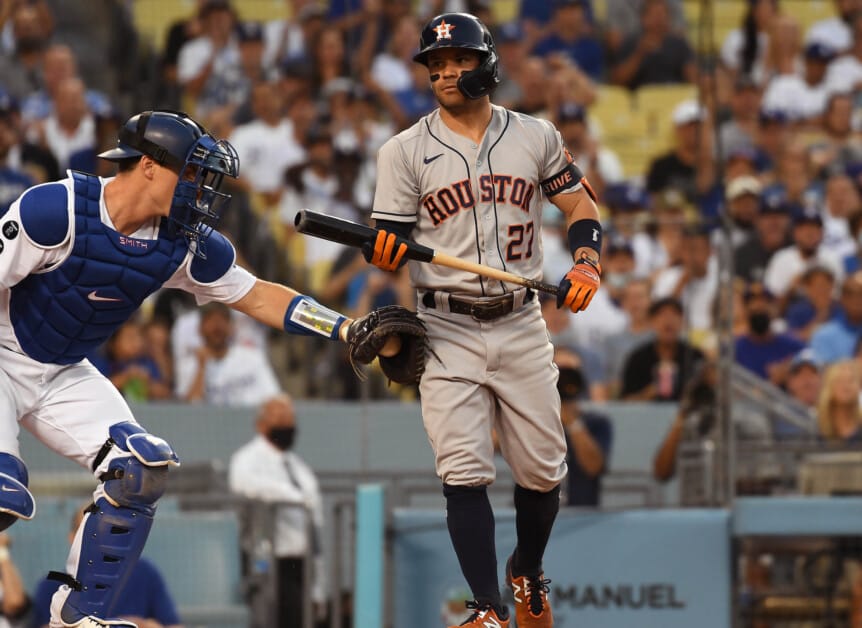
{"left": 469, "top": 295, "right": 512, "bottom": 321}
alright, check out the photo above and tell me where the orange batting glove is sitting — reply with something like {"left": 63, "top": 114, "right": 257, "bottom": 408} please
{"left": 557, "top": 257, "right": 601, "bottom": 313}
{"left": 362, "top": 229, "right": 408, "bottom": 271}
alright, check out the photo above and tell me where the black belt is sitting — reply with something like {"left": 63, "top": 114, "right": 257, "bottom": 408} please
{"left": 421, "top": 289, "right": 534, "bottom": 321}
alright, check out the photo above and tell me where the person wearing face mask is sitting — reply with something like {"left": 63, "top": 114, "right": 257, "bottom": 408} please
{"left": 228, "top": 394, "right": 326, "bottom": 628}
{"left": 734, "top": 282, "right": 805, "bottom": 386}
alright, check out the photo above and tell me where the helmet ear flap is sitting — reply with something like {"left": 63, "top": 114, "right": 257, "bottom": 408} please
{"left": 456, "top": 49, "right": 500, "bottom": 99}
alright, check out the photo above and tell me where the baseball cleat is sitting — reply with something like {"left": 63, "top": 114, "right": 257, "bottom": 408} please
{"left": 448, "top": 600, "right": 509, "bottom": 627}
{"left": 51, "top": 617, "right": 137, "bottom": 628}
{"left": 506, "top": 555, "right": 553, "bottom": 627}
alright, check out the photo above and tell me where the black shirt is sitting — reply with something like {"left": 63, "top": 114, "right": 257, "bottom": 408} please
{"left": 620, "top": 339, "right": 705, "bottom": 401}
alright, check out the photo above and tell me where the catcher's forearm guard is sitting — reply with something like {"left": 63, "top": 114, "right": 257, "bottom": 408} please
{"left": 283, "top": 295, "right": 347, "bottom": 340}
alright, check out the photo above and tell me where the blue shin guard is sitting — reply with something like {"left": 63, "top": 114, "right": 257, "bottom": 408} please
{"left": 54, "top": 422, "right": 179, "bottom": 626}
{"left": 0, "top": 453, "right": 35, "bottom": 531}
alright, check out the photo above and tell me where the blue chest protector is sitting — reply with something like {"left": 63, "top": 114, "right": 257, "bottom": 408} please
{"left": 10, "top": 172, "right": 189, "bottom": 364}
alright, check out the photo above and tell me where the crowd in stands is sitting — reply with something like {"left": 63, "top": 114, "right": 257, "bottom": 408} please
{"left": 2, "top": 0, "right": 862, "bottom": 448}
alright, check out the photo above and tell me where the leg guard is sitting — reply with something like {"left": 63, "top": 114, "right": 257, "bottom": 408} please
{"left": 52, "top": 422, "right": 179, "bottom": 626}
{"left": 0, "top": 453, "right": 35, "bottom": 531}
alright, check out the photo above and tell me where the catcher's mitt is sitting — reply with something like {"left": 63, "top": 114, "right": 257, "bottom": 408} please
{"left": 345, "top": 305, "right": 430, "bottom": 384}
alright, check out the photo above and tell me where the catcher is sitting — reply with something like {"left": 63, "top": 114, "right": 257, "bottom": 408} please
{"left": 0, "top": 109, "right": 424, "bottom": 628}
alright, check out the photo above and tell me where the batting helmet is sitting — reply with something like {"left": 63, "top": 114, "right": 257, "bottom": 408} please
{"left": 99, "top": 111, "right": 239, "bottom": 258}
{"left": 413, "top": 12, "right": 499, "bottom": 100}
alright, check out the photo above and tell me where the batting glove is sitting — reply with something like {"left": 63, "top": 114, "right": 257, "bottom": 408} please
{"left": 557, "top": 258, "right": 601, "bottom": 313}
{"left": 362, "top": 229, "right": 408, "bottom": 272}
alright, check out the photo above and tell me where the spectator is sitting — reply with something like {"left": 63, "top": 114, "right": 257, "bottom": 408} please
{"left": 228, "top": 80, "right": 305, "bottom": 207}
{"left": 810, "top": 271, "right": 862, "bottom": 364}
{"left": 824, "top": 10, "right": 862, "bottom": 93}
{"left": 177, "top": 0, "right": 243, "bottom": 119}
{"left": 540, "top": 293, "right": 609, "bottom": 401}
{"left": 733, "top": 195, "right": 791, "bottom": 284}
{"left": 722, "top": 175, "right": 762, "bottom": 248}
{"left": 0, "top": 103, "right": 33, "bottom": 214}
{"left": 762, "top": 40, "right": 836, "bottom": 123}
{"left": 763, "top": 206, "right": 844, "bottom": 301}
{"left": 652, "top": 361, "right": 774, "bottom": 488}
{"left": 610, "top": 0, "right": 696, "bottom": 89}
{"left": 554, "top": 347, "right": 612, "bottom": 507}
{"left": 369, "top": 14, "right": 419, "bottom": 93}
{"left": 604, "top": 0, "right": 686, "bottom": 54}
{"left": 279, "top": 124, "right": 358, "bottom": 292}
{"left": 144, "top": 317, "right": 176, "bottom": 397}
{"left": 620, "top": 296, "right": 705, "bottom": 401}
{"left": 0, "top": 94, "right": 58, "bottom": 184}
{"left": 228, "top": 394, "right": 326, "bottom": 627}
{"left": 752, "top": 108, "right": 791, "bottom": 176}
{"left": 603, "top": 182, "right": 658, "bottom": 273}
{"left": 555, "top": 102, "right": 624, "bottom": 201}
{"left": 19, "top": 45, "right": 113, "bottom": 128}
{"left": 174, "top": 302, "right": 280, "bottom": 406}
{"left": 226, "top": 21, "right": 271, "bottom": 129}
{"left": 97, "top": 318, "right": 172, "bottom": 402}
{"left": 158, "top": 0, "right": 207, "bottom": 109}
{"left": 510, "top": 56, "right": 552, "bottom": 117}
{"left": 809, "top": 95, "right": 862, "bottom": 180}
{"left": 0, "top": 533, "right": 29, "bottom": 627}
{"left": 816, "top": 359, "right": 862, "bottom": 442}
{"left": 805, "top": 0, "right": 856, "bottom": 54}
{"left": 734, "top": 282, "right": 805, "bottom": 386}
{"left": 309, "top": 26, "right": 349, "bottom": 97}
{"left": 645, "top": 100, "right": 715, "bottom": 209}
{"left": 0, "top": 3, "right": 52, "bottom": 100}
{"left": 31, "top": 504, "right": 182, "bottom": 628}
{"left": 819, "top": 169, "right": 860, "bottom": 259}
{"left": 261, "top": 0, "right": 321, "bottom": 71}
{"left": 762, "top": 141, "right": 821, "bottom": 208}
{"left": 777, "top": 348, "right": 822, "bottom": 438}
{"left": 718, "top": 76, "right": 763, "bottom": 161}
{"left": 37, "top": 77, "right": 96, "bottom": 172}
{"left": 492, "top": 21, "right": 527, "bottom": 108}
{"left": 785, "top": 265, "right": 840, "bottom": 342}
{"left": 603, "top": 277, "right": 654, "bottom": 398}
{"left": 652, "top": 224, "right": 719, "bottom": 342}
{"left": 719, "top": 0, "right": 777, "bottom": 84}
{"left": 532, "top": 0, "right": 604, "bottom": 81}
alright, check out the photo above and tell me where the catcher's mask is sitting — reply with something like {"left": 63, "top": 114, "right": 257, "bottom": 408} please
{"left": 99, "top": 110, "right": 239, "bottom": 258}
{"left": 413, "top": 12, "right": 500, "bottom": 100}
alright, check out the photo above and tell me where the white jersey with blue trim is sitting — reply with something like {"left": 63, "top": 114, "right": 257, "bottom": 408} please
{"left": 371, "top": 104, "right": 582, "bottom": 297}
{"left": 0, "top": 172, "right": 256, "bottom": 358}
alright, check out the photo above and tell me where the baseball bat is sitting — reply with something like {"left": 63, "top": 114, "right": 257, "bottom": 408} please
{"left": 294, "top": 209, "right": 561, "bottom": 296}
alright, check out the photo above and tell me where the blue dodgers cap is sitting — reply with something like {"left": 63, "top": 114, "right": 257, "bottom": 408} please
{"left": 605, "top": 234, "right": 634, "bottom": 256}
{"left": 557, "top": 102, "right": 587, "bottom": 123}
{"left": 497, "top": 21, "right": 523, "bottom": 43}
{"left": 604, "top": 181, "right": 650, "bottom": 211}
{"left": 789, "top": 348, "right": 821, "bottom": 374}
{"left": 793, "top": 206, "right": 823, "bottom": 227}
{"left": 759, "top": 108, "right": 789, "bottom": 125}
{"left": 236, "top": 20, "right": 264, "bottom": 42}
{"left": 804, "top": 41, "right": 838, "bottom": 62}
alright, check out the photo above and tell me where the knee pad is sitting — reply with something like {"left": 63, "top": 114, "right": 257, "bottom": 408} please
{"left": 98, "top": 422, "right": 180, "bottom": 514}
{"left": 0, "top": 453, "right": 35, "bottom": 531}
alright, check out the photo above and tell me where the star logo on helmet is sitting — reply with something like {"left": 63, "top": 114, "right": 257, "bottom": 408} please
{"left": 434, "top": 19, "right": 456, "bottom": 40}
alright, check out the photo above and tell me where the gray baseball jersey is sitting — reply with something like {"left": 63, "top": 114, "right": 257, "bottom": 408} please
{"left": 371, "top": 104, "right": 583, "bottom": 296}
{"left": 372, "top": 104, "right": 581, "bottom": 490}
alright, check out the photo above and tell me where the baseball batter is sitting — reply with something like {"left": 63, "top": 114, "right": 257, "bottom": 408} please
{"left": 0, "top": 110, "right": 413, "bottom": 628}
{"left": 365, "top": 12, "right": 603, "bottom": 628}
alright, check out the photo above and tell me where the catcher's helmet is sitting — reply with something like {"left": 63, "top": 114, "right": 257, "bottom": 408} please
{"left": 99, "top": 110, "right": 239, "bottom": 258}
{"left": 413, "top": 12, "right": 499, "bottom": 100}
